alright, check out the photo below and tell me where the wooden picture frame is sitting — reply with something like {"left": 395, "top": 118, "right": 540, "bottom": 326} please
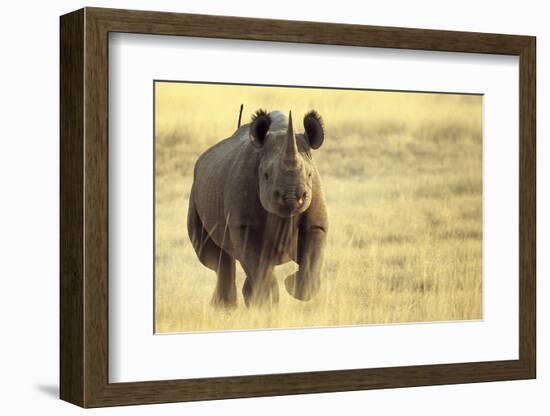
{"left": 60, "top": 7, "right": 536, "bottom": 408}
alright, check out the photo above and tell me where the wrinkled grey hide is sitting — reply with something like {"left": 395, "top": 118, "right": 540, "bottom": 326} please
{"left": 187, "top": 110, "right": 328, "bottom": 307}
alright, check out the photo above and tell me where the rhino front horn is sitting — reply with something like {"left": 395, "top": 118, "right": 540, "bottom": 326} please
{"left": 282, "top": 111, "right": 299, "bottom": 165}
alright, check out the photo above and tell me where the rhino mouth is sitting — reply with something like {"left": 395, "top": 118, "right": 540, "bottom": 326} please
{"left": 271, "top": 203, "right": 307, "bottom": 218}
{"left": 279, "top": 208, "right": 300, "bottom": 218}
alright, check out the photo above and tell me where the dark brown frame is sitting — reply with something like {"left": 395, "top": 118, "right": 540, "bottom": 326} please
{"left": 60, "top": 7, "right": 536, "bottom": 408}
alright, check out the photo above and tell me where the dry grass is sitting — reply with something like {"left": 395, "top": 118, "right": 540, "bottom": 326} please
{"left": 154, "top": 82, "right": 482, "bottom": 333}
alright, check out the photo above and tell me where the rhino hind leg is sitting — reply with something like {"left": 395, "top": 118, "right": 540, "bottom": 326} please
{"left": 187, "top": 201, "right": 237, "bottom": 308}
{"left": 211, "top": 251, "right": 237, "bottom": 308}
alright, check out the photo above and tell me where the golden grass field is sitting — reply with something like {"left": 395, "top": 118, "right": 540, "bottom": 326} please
{"left": 154, "top": 82, "right": 483, "bottom": 333}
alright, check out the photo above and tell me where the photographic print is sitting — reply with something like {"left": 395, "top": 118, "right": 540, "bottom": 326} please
{"left": 154, "top": 81, "right": 482, "bottom": 334}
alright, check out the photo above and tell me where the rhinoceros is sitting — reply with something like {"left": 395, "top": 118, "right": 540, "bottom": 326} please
{"left": 187, "top": 109, "right": 328, "bottom": 307}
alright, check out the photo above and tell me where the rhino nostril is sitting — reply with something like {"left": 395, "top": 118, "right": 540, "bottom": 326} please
{"left": 302, "top": 191, "right": 308, "bottom": 200}
{"left": 274, "top": 190, "right": 281, "bottom": 199}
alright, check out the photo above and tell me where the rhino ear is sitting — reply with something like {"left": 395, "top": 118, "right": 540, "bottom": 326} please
{"left": 249, "top": 109, "right": 271, "bottom": 148}
{"left": 303, "top": 110, "right": 324, "bottom": 149}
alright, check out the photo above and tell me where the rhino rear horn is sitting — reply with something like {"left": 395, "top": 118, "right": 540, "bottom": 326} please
{"left": 249, "top": 109, "right": 271, "bottom": 148}
{"left": 303, "top": 110, "right": 324, "bottom": 149}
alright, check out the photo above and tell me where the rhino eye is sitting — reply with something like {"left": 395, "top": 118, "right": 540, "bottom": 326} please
{"left": 308, "top": 172, "right": 312, "bottom": 178}
{"left": 264, "top": 172, "right": 269, "bottom": 180}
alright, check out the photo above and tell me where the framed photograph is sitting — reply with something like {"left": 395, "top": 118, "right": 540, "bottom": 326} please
{"left": 60, "top": 7, "right": 536, "bottom": 407}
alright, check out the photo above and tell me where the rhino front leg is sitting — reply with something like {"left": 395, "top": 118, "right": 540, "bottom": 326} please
{"left": 285, "top": 225, "right": 326, "bottom": 301}
{"left": 242, "top": 273, "right": 279, "bottom": 307}
{"left": 242, "top": 266, "right": 277, "bottom": 307}
{"left": 232, "top": 225, "right": 278, "bottom": 307}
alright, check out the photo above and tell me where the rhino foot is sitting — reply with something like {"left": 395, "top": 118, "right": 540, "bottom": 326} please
{"left": 242, "top": 278, "right": 280, "bottom": 308}
{"left": 210, "top": 292, "right": 237, "bottom": 309}
{"left": 284, "top": 273, "right": 319, "bottom": 301}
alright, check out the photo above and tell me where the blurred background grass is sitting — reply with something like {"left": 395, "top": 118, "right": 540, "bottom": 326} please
{"left": 154, "top": 82, "right": 482, "bottom": 333}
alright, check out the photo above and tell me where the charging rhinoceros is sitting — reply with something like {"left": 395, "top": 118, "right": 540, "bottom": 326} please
{"left": 187, "top": 109, "right": 328, "bottom": 307}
